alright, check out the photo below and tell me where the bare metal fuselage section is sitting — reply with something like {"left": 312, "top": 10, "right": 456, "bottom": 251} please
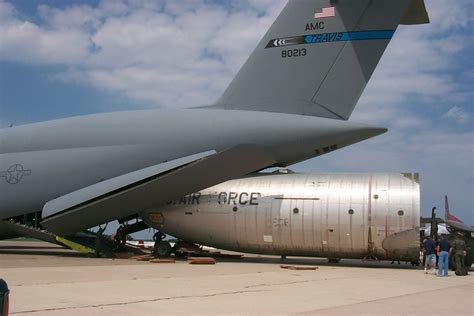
{"left": 142, "top": 173, "right": 420, "bottom": 261}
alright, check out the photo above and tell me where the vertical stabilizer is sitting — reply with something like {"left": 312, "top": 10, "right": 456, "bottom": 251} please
{"left": 445, "top": 195, "right": 463, "bottom": 223}
{"left": 210, "top": 0, "right": 429, "bottom": 120}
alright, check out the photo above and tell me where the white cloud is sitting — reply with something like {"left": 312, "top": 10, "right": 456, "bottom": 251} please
{"left": 0, "top": 22, "right": 91, "bottom": 64}
{"left": 1, "top": 0, "right": 470, "bottom": 112}
{"left": 0, "top": 1, "right": 14, "bottom": 23}
{"left": 0, "top": 0, "right": 286, "bottom": 107}
{"left": 444, "top": 106, "right": 471, "bottom": 124}
{"left": 37, "top": 4, "right": 102, "bottom": 31}
{"left": 427, "top": 0, "right": 473, "bottom": 31}
{"left": 353, "top": 0, "right": 473, "bottom": 126}
{"left": 0, "top": 1, "right": 92, "bottom": 64}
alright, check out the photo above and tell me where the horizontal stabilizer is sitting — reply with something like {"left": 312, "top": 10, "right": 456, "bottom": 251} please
{"left": 400, "top": 0, "right": 430, "bottom": 25}
{"left": 446, "top": 221, "right": 474, "bottom": 234}
{"left": 41, "top": 145, "right": 277, "bottom": 235}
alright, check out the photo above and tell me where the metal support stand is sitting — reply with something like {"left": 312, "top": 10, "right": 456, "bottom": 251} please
{"left": 363, "top": 227, "right": 379, "bottom": 261}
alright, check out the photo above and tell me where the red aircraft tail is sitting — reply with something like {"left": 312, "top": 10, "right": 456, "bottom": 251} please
{"left": 445, "top": 195, "right": 463, "bottom": 223}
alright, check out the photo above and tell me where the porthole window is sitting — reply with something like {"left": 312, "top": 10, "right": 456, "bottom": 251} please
{"left": 233, "top": 206, "right": 238, "bottom": 212}
{"left": 398, "top": 210, "right": 404, "bottom": 216}
{"left": 373, "top": 194, "right": 379, "bottom": 199}
{"left": 348, "top": 209, "right": 354, "bottom": 215}
{"left": 293, "top": 208, "right": 299, "bottom": 214}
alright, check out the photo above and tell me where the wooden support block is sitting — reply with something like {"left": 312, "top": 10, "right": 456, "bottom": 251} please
{"left": 113, "top": 252, "right": 137, "bottom": 259}
{"left": 188, "top": 257, "right": 216, "bottom": 265}
{"left": 213, "top": 253, "right": 244, "bottom": 259}
{"left": 149, "top": 258, "right": 176, "bottom": 263}
{"left": 280, "top": 265, "right": 319, "bottom": 271}
{"left": 133, "top": 255, "right": 155, "bottom": 261}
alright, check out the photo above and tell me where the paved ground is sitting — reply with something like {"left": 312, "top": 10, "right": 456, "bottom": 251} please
{"left": 1, "top": 240, "right": 473, "bottom": 315}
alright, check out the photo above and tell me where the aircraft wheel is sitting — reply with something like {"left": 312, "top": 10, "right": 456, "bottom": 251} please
{"left": 154, "top": 241, "right": 172, "bottom": 258}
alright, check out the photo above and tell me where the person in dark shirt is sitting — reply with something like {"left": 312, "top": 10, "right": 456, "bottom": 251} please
{"left": 437, "top": 235, "right": 451, "bottom": 276}
{"left": 450, "top": 234, "right": 468, "bottom": 276}
{"left": 94, "top": 225, "right": 107, "bottom": 258}
{"left": 423, "top": 236, "right": 437, "bottom": 274}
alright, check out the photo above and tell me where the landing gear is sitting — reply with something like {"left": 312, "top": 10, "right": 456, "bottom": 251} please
{"left": 153, "top": 231, "right": 171, "bottom": 258}
{"left": 154, "top": 241, "right": 172, "bottom": 258}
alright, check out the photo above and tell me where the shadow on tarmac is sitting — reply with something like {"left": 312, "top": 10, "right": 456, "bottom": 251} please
{"left": 229, "top": 256, "right": 420, "bottom": 270}
{"left": 0, "top": 248, "right": 88, "bottom": 257}
{"left": 1, "top": 241, "right": 472, "bottom": 272}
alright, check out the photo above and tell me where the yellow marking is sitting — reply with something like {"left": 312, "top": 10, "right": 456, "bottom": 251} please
{"left": 56, "top": 236, "right": 95, "bottom": 254}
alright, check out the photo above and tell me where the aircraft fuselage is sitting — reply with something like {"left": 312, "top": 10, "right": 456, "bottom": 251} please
{"left": 142, "top": 172, "right": 421, "bottom": 261}
{"left": 0, "top": 109, "right": 385, "bottom": 220}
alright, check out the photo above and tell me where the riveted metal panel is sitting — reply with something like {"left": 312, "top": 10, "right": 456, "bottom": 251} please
{"left": 144, "top": 172, "right": 420, "bottom": 260}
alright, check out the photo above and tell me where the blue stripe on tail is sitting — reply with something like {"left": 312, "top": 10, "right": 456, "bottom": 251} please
{"left": 304, "top": 30, "right": 395, "bottom": 45}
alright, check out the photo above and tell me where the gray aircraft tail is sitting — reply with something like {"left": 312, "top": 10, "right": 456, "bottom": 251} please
{"left": 209, "top": 0, "right": 429, "bottom": 120}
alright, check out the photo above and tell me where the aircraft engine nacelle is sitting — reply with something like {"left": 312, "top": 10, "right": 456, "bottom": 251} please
{"left": 142, "top": 173, "right": 420, "bottom": 261}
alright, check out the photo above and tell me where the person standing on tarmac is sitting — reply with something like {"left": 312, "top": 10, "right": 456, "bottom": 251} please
{"left": 450, "top": 234, "right": 468, "bottom": 276}
{"left": 153, "top": 231, "right": 167, "bottom": 256}
{"left": 114, "top": 225, "right": 125, "bottom": 250}
{"left": 437, "top": 234, "right": 451, "bottom": 277}
{"left": 94, "top": 225, "right": 107, "bottom": 258}
{"left": 153, "top": 231, "right": 166, "bottom": 242}
{"left": 120, "top": 224, "right": 128, "bottom": 246}
{"left": 423, "top": 236, "right": 437, "bottom": 274}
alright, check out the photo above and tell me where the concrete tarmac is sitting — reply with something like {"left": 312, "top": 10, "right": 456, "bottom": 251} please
{"left": 1, "top": 240, "right": 473, "bottom": 315}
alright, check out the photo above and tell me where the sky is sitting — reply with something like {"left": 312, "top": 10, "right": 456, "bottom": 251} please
{"left": 0, "top": 0, "right": 473, "bottom": 227}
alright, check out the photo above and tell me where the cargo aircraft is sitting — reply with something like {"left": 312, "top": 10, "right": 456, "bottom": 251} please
{"left": 0, "top": 0, "right": 429, "bottom": 248}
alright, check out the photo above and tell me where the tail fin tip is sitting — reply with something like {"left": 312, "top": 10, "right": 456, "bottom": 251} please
{"left": 401, "top": 0, "right": 430, "bottom": 25}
